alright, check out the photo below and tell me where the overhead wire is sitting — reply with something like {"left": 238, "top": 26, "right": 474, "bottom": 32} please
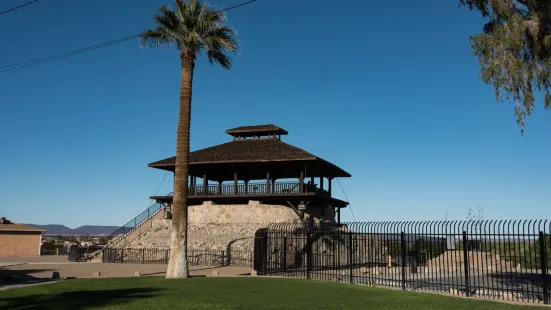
{"left": 149, "top": 171, "right": 169, "bottom": 207}
{"left": 0, "top": 0, "right": 40, "bottom": 15}
{"left": 336, "top": 177, "right": 356, "bottom": 221}
{"left": 0, "top": 35, "right": 139, "bottom": 72}
{"left": 0, "top": 0, "right": 259, "bottom": 73}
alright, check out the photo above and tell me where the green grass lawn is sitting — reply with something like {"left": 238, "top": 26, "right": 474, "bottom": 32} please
{"left": 0, "top": 277, "right": 542, "bottom": 309}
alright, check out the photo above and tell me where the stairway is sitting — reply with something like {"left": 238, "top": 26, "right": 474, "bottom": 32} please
{"left": 89, "top": 200, "right": 171, "bottom": 261}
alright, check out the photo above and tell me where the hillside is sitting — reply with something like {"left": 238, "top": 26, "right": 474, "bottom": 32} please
{"left": 23, "top": 224, "right": 119, "bottom": 236}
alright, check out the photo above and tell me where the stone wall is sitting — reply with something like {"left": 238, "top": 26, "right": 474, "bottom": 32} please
{"left": 128, "top": 201, "right": 301, "bottom": 254}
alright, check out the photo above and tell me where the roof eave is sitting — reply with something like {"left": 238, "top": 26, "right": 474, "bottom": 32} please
{"left": 314, "top": 157, "right": 352, "bottom": 178}
{"left": 149, "top": 157, "right": 351, "bottom": 177}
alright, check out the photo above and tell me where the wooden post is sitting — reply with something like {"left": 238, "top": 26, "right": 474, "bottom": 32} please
{"left": 310, "top": 176, "right": 314, "bottom": 185}
{"left": 299, "top": 171, "right": 304, "bottom": 193}
{"left": 266, "top": 173, "right": 270, "bottom": 194}
{"left": 328, "top": 178, "right": 332, "bottom": 196}
{"left": 244, "top": 180, "right": 249, "bottom": 194}
{"left": 203, "top": 174, "right": 207, "bottom": 195}
{"left": 218, "top": 181, "right": 222, "bottom": 195}
{"left": 234, "top": 173, "right": 238, "bottom": 195}
{"left": 320, "top": 177, "right": 324, "bottom": 191}
{"left": 337, "top": 207, "right": 341, "bottom": 224}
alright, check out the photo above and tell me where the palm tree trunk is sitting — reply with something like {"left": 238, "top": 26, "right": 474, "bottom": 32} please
{"left": 166, "top": 50, "right": 196, "bottom": 279}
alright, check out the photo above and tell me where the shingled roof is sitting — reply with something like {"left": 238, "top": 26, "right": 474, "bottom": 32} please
{"left": 149, "top": 138, "right": 314, "bottom": 165}
{"left": 149, "top": 124, "right": 351, "bottom": 179}
{"left": 148, "top": 138, "right": 351, "bottom": 177}
{"left": 225, "top": 124, "right": 288, "bottom": 137}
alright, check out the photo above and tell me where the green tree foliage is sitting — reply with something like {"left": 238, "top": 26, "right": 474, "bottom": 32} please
{"left": 534, "top": 234, "right": 551, "bottom": 268}
{"left": 460, "top": 0, "right": 551, "bottom": 133}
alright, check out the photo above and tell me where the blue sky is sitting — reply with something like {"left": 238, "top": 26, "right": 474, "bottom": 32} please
{"left": 0, "top": 0, "right": 550, "bottom": 227}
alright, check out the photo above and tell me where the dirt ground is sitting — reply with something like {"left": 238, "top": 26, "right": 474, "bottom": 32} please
{"left": 0, "top": 255, "right": 253, "bottom": 279}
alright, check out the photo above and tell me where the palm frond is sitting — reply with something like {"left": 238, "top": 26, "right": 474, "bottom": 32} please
{"left": 196, "top": 8, "right": 225, "bottom": 35}
{"left": 155, "top": 4, "right": 180, "bottom": 31}
{"left": 143, "top": 0, "right": 238, "bottom": 68}
{"left": 204, "top": 26, "right": 238, "bottom": 52}
{"left": 207, "top": 50, "right": 232, "bottom": 69}
{"left": 139, "top": 28, "right": 175, "bottom": 48}
{"left": 174, "top": 0, "right": 187, "bottom": 23}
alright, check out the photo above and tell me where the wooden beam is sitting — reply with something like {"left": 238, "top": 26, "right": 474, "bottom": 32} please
{"left": 285, "top": 201, "right": 301, "bottom": 218}
{"left": 266, "top": 173, "right": 270, "bottom": 194}
{"left": 203, "top": 174, "right": 207, "bottom": 195}
{"left": 234, "top": 173, "right": 238, "bottom": 195}
{"left": 299, "top": 171, "right": 304, "bottom": 193}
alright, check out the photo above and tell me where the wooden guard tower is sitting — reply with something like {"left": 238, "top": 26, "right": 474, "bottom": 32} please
{"left": 149, "top": 124, "right": 351, "bottom": 223}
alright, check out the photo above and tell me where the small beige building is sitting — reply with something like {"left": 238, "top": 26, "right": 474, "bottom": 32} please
{"left": 0, "top": 217, "right": 44, "bottom": 257}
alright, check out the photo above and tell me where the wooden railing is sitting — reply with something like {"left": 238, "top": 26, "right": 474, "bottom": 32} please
{"left": 187, "top": 182, "right": 303, "bottom": 196}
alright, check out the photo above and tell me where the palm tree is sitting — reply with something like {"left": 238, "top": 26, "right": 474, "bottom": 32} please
{"left": 140, "top": 0, "right": 237, "bottom": 278}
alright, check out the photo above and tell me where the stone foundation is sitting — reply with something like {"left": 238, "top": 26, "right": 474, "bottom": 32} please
{"left": 128, "top": 201, "right": 302, "bottom": 253}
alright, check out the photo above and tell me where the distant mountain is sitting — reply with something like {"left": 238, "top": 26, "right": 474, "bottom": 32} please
{"left": 71, "top": 225, "right": 119, "bottom": 236}
{"left": 24, "top": 224, "right": 74, "bottom": 235}
{"left": 23, "top": 224, "right": 119, "bottom": 236}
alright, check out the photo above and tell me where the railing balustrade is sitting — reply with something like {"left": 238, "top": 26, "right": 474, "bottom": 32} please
{"left": 187, "top": 182, "right": 303, "bottom": 196}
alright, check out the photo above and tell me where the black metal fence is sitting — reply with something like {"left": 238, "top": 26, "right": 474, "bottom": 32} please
{"left": 102, "top": 248, "right": 254, "bottom": 267}
{"left": 255, "top": 220, "right": 550, "bottom": 305}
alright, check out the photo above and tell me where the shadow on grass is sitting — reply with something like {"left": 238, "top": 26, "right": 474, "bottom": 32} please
{"left": 1, "top": 287, "right": 162, "bottom": 310}
{"left": 0, "top": 268, "right": 56, "bottom": 287}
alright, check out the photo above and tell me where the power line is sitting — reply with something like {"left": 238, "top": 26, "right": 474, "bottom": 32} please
{"left": 336, "top": 178, "right": 355, "bottom": 221}
{"left": 149, "top": 171, "right": 169, "bottom": 207}
{"left": 0, "top": 0, "right": 40, "bottom": 15}
{"left": 0, "top": 35, "right": 139, "bottom": 73}
{"left": 0, "top": 0, "right": 258, "bottom": 73}
{"left": 221, "top": 0, "right": 257, "bottom": 11}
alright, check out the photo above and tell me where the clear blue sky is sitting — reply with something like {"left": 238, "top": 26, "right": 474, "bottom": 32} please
{"left": 1, "top": 0, "right": 550, "bottom": 227}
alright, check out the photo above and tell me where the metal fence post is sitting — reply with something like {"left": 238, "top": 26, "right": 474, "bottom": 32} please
{"left": 283, "top": 236, "right": 287, "bottom": 273}
{"left": 539, "top": 231, "right": 549, "bottom": 305}
{"left": 263, "top": 232, "right": 268, "bottom": 275}
{"left": 349, "top": 233, "right": 354, "bottom": 284}
{"left": 306, "top": 232, "right": 312, "bottom": 280}
{"left": 462, "top": 231, "right": 470, "bottom": 297}
{"left": 401, "top": 231, "right": 406, "bottom": 290}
